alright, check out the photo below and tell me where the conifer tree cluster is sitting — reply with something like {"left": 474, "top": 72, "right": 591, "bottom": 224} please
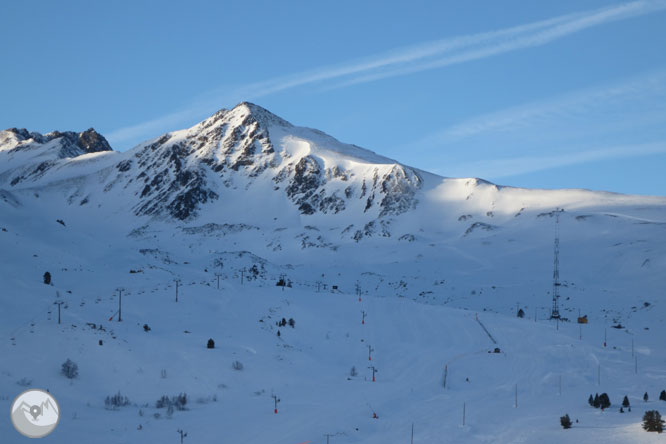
{"left": 588, "top": 393, "right": 610, "bottom": 409}
{"left": 277, "top": 317, "right": 295, "bottom": 328}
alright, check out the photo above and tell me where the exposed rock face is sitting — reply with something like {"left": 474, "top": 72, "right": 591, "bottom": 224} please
{"left": 376, "top": 165, "right": 421, "bottom": 217}
{"left": 130, "top": 141, "right": 218, "bottom": 221}
{"left": 77, "top": 128, "right": 113, "bottom": 153}
{"left": 284, "top": 156, "right": 345, "bottom": 215}
{"left": 464, "top": 222, "right": 498, "bottom": 236}
{"left": 3, "top": 127, "right": 112, "bottom": 156}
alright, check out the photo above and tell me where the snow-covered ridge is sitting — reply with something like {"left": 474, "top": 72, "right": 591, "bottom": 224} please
{"left": 0, "top": 103, "right": 426, "bottom": 222}
{"left": 1, "top": 102, "right": 665, "bottom": 228}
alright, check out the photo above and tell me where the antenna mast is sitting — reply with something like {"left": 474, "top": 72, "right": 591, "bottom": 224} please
{"left": 550, "top": 210, "right": 561, "bottom": 319}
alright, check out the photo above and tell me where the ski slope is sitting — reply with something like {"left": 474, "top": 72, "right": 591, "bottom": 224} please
{"left": 1, "top": 207, "right": 665, "bottom": 443}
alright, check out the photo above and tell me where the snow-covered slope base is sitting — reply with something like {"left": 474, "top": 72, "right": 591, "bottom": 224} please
{"left": 1, "top": 104, "right": 665, "bottom": 443}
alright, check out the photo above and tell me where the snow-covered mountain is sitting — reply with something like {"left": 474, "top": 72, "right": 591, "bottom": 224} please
{"left": 1, "top": 103, "right": 665, "bottom": 443}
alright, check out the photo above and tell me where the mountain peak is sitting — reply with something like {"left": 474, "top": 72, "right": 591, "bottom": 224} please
{"left": 1, "top": 127, "right": 113, "bottom": 155}
{"left": 218, "top": 102, "right": 294, "bottom": 129}
{"left": 76, "top": 128, "right": 113, "bottom": 153}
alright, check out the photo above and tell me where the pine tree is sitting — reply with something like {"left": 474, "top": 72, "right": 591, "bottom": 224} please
{"left": 660, "top": 390, "right": 666, "bottom": 401}
{"left": 642, "top": 410, "right": 664, "bottom": 433}
{"left": 207, "top": 338, "right": 215, "bottom": 349}
{"left": 43, "top": 271, "right": 51, "bottom": 285}
{"left": 599, "top": 393, "right": 611, "bottom": 409}
{"left": 593, "top": 393, "right": 600, "bottom": 408}
{"left": 644, "top": 392, "right": 649, "bottom": 402}
{"left": 622, "top": 395, "right": 630, "bottom": 408}
{"left": 560, "top": 414, "right": 572, "bottom": 429}
{"left": 588, "top": 394, "right": 594, "bottom": 406}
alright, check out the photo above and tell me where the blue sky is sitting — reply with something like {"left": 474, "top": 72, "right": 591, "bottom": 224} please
{"left": 2, "top": 0, "right": 666, "bottom": 195}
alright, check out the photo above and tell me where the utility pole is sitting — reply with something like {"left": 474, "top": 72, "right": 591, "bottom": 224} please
{"left": 176, "top": 429, "right": 187, "bottom": 444}
{"left": 368, "top": 366, "right": 377, "bottom": 382}
{"left": 361, "top": 310, "right": 367, "bottom": 325}
{"left": 411, "top": 423, "right": 414, "bottom": 444}
{"left": 368, "top": 345, "right": 374, "bottom": 361}
{"left": 272, "top": 394, "right": 280, "bottom": 414}
{"left": 356, "top": 281, "right": 362, "bottom": 302}
{"left": 579, "top": 324, "right": 582, "bottom": 340}
{"left": 631, "top": 337, "right": 634, "bottom": 357}
{"left": 515, "top": 384, "right": 518, "bottom": 408}
{"left": 54, "top": 301, "right": 64, "bottom": 325}
{"left": 462, "top": 402, "right": 466, "bottom": 426}
{"left": 118, "top": 289, "right": 123, "bottom": 322}
{"left": 324, "top": 433, "right": 332, "bottom": 444}
{"left": 550, "top": 210, "right": 562, "bottom": 320}
{"left": 443, "top": 364, "right": 448, "bottom": 389}
{"left": 635, "top": 356, "right": 638, "bottom": 374}
{"left": 175, "top": 280, "right": 179, "bottom": 303}
{"left": 604, "top": 328, "right": 607, "bottom": 347}
{"left": 216, "top": 273, "right": 221, "bottom": 290}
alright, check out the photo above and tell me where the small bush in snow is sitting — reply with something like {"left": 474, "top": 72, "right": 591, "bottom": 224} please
{"left": 105, "top": 391, "right": 130, "bottom": 409}
{"left": 660, "top": 390, "right": 666, "bottom": 401}
{"left": 156, "top": 393, "right": 188, "bottom": 411}
{"left": 232, "top": 360, "right": 244, "bottom": 371}
{"left": 560, "top": 414, "right": 572, "bottom": 429}
{"left": 61, "top": 359, "right": 79, "bottom": 379}
{"left": 207, "top": 338, "right": 215, "bottom": 349}
{"left": 16, "top": 377, "right": 32, "bottom": 387}
{"left": 43, "top": 272, "right": 51, "bottom": 285}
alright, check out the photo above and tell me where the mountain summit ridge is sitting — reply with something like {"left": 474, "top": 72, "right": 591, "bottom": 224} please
{"left": 1, "top": 103, "right": 665, "bottom": 231}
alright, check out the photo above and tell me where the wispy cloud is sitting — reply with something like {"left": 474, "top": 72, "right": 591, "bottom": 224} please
{"left": 326, "top": 0, "right": 666, "bottom": 89}
{"left": 106, "top": 0, "right": 666, "bottom": 148}
{"left": 441, "top": 141, "right": 666, "bottom": 179}
{"left": 415, "top": 69, "right": 666, "bottom": 147}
